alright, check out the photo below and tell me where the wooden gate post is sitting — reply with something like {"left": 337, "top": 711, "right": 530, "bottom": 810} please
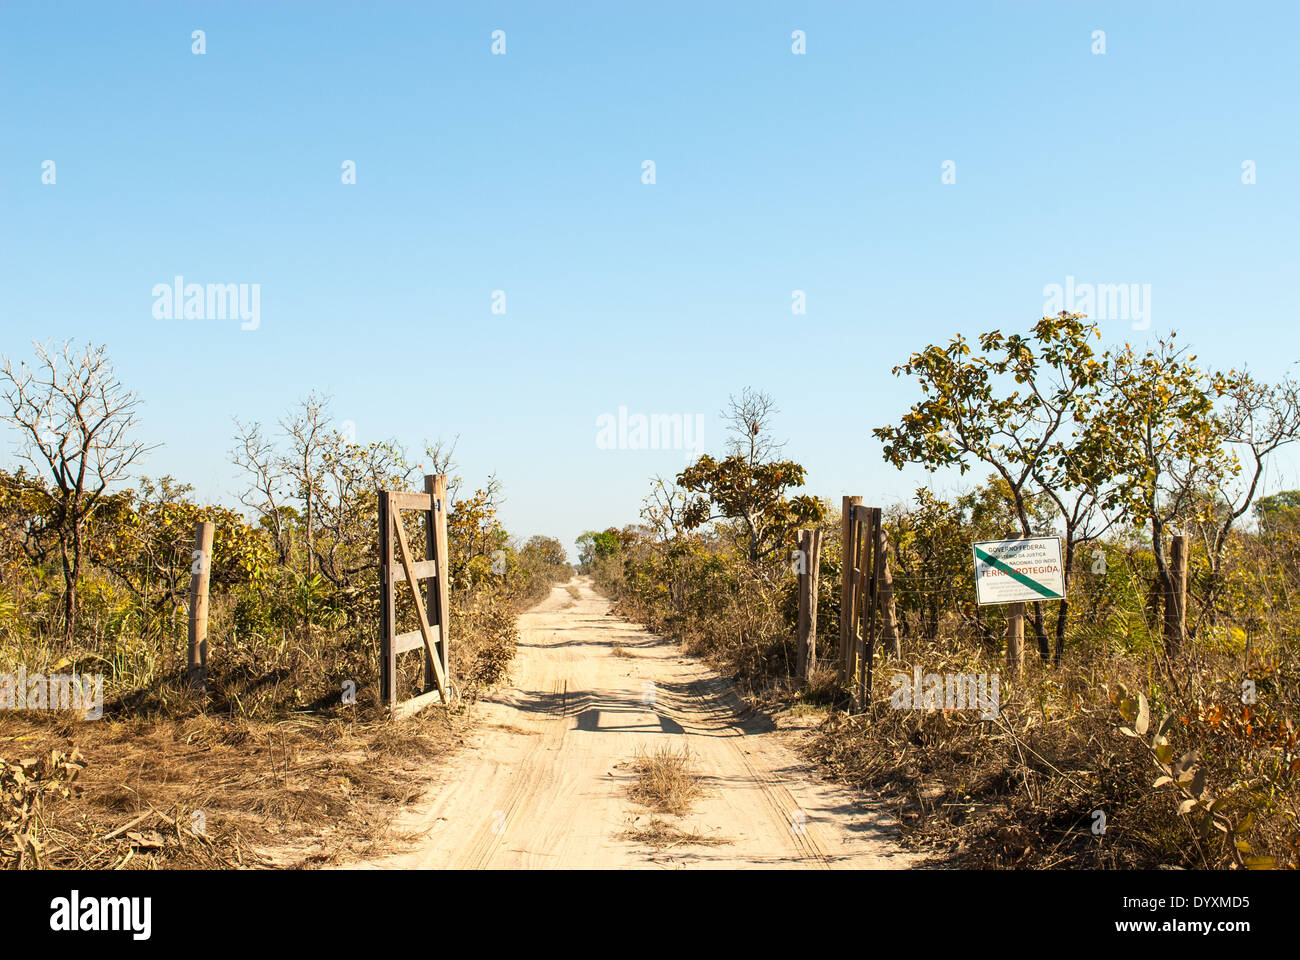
{"left": 809, "top": 528, "right": 823, "bottom": 675}
{"left": 840, "top": 495, "right": 862, "bottom": 683}
{"left": 378, "top": 491, "right": 397, "bottom": 706}
{"left": 426, "top": 474, "right": 450, "bottom": 684}
{"left": 847, "top": 505, "right": 877, "bottom": 709}
{"left": 797, "top": 529, "right": 823, "bottom": 680}
{"left": 797, "top": 530, "right": 811, "bottom": 679}
{"left": 188, "top": 521, "right": 215, "bottom": 693}
{"left": 1166, "top": 535, "right": 1188, "bottom": 654}
{"left": 875, "top": 521, "right": 900, "bottom": 658}
{"left": 860, "top": 506, "right": 882, "bottom": 710}
{"left": 1005, "top": 601, "right": 1024, "bottom": 678}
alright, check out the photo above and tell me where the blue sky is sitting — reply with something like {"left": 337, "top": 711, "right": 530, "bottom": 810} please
{"left": 2, "top": 1, "right": 1298, "bottom": 558}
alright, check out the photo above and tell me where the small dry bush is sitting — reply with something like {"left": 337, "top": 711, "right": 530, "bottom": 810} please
{"left": 451, "top": 588, "right": 523, "bottom": 693}
{"left": 799, "top": 665, "right": 843, "bottom": 706}
{"left": 627, "top": 744, "right": 702, "bottom": 816}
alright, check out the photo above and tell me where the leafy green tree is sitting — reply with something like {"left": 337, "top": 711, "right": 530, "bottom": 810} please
{"left": 1085, "top": 336, "right": 1234, "bottom": 653}
{"left": 576, "top": 529, "right": 620, "bottom": 572}
{"left": 874, "top": 314, "right": 1106, "bottom": 660}
{"left": 677, "top": 388, "right": 822, "bottom": 567}
{"left": 1255, "top": 490, "right": 1300, "bottom": 520}
{"left": 521, "top": 535, "right": 567, "bottom": 569}
{"left": 889, "top": 489, "right": 970, "bottom": 641}
{"left": 91, "top": 476, "right": 275, "bottom": 637}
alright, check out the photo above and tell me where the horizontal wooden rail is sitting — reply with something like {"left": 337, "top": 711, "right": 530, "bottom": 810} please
{"left": 392, "top": 559, "right": 438, "bottom": 584}
{"left": 391, "top": 687, "right": 444, "bottom": 720}
{"left": 393, "top": 626, "right": 442, "bottom": 655}
{"left": 388, "top": 491, "right": 434, "bottom": 511}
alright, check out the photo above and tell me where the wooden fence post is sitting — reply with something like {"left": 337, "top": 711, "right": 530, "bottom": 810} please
{"left": 797, "top": 530, "right": 811, "bottom": 679}
{"left": 797, "top": 529, "right": 823, "bottom": 679}
{"left": 875, "top": 521, "right": 900, "bottom": 658}
{"left": 378, "top": 491, "right": 396, "bottom": 706}
{"left": 429, "top": 474, "right": 451, "bottom": 684}
{"left": 860, "top": 507, "right": 882, "bottom": 709}
{"left": 1005, "top": 601, "right": 1024, "bottom": 678}
{"left": 422, "top": 476, "right": 441, "bottom": 690}
{"left": 188, "top": 521, "right": 214, "bottom": 693}
{"left": 852, "top": 506, "right": 876, "bottom": 708}
{"left": 809, "top": 529, "right": 822, "bottom": 675}
{"left": 1166, "top": 535, "right": 1188, "bottom": 654}
{"left": 840, "top": 495, "right": 862, "bottom": 683}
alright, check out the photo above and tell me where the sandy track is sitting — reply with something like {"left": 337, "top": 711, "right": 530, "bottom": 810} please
{"left": 357, "top": 578, "right": 915, "bottom": 869}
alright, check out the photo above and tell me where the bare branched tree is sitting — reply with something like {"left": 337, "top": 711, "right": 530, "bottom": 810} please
{"left": 0, "top": 341, "right": 156, "bottom": 642}
{"left": 724, "top": 387, "right": 786, "bottom": 466}
{"left": 679, "top": 388, "right": 821, "bottom": 569}
{"left": 1190, "top": 372, "right": 1300, "bottom": 632}
{"left": 231, "top": 418, "right": 290, "bottom": 562}
{"left": 314, "top": 432, "right": 413, "bottom": 601}
{"left": 641, "top": 474, "right": 691, "bottom": 541}
{"left": 425, "top": 435, "right": 462, "bottom": 504}
{"left": 1210, "top": 373, "right": 1300, "bottom": 571}
{"left": 280, "top": 392, "right": 331, "bottom": 575}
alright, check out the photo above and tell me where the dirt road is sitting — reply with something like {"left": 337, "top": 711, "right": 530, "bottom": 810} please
{"left": 360, "top": 578, "right": 915, "bottom": 869}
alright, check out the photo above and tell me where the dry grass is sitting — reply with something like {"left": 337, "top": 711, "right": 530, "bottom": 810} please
{"left": 0, "top": 707, "right": 463, "bottom": 869}
{"left": 621, "top": 816, "right": 729, "bottom": 849}
{"left": 800, "top": 665, "right": 843, "bottom": 705}
{"left": 564, "top": 585, "right": 581, "bottom": 600}
{"left": 626, "top": 744, "right": 702, "bottom": 816}
{"left": 801, "top": 638, "right": 1300, "bottom": 870}
{"left": 610, "top": 645, "right": 637, "bottom": 658}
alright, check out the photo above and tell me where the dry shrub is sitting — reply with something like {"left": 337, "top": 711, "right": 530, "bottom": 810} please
{"left": 803, "top": 637, "right": 1300, "bottom": 870}
{"left": 1, "top": 747, "right": 86, "bottom": 868}
{"left": 596, "top": 542, "right": 794, "bottom": 695}
{"left": 0, "top": 541, "right": 555, "bottom": 869}
{"left": 799, "top": 665, "right": 843, "bottom": 706}
{"left": 446, "top": 585, "right": 537, "bottom": 694}
{"left": 627, "top": 744, "right": 702, "bottom": 816}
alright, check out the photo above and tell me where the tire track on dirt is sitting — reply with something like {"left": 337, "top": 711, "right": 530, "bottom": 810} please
{"left": 354, "top": 579, "right": 916, "bottom": 870}
{"left": 675, "top": 678, "right": 834, "bottom": 867}
{"left": 453, "top": 677, "right": 570, "bottom": 869}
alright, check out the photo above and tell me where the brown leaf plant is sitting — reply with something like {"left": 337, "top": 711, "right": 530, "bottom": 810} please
{"left": 1, "top": 748, "right": 87, "bottom": 869}
{"left": 1112, "top": 686, "right": 1274, "bottom": 869}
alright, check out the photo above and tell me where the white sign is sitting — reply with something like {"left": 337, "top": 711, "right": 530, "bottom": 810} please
{"left": 972, "top": 537, "right": 1065, "bottom": 605}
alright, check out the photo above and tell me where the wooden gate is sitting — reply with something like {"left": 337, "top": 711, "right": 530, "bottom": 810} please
{"left": 378, "top": 474, "right": 451, "bottom": 718}
{"left": 839, "top": 497, "right": 898, "bottom": 710}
